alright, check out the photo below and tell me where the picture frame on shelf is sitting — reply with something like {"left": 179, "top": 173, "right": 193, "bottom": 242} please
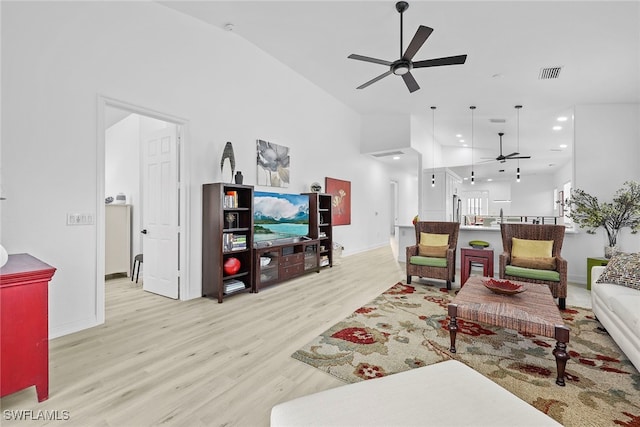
{"left": 225, "top": 212, "right": 239, "bottom": 229}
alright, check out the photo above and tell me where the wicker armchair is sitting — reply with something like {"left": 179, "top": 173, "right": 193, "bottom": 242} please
{"left": 406, "top": 221, "right": 460, "bottom": 289}
{"left": 499, "top": 223, "right": 568, "bottom": 309}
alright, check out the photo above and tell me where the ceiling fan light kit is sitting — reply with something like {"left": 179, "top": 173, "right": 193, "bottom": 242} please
{"left": 348, "top": 1, "right": 468, "bottom": 93}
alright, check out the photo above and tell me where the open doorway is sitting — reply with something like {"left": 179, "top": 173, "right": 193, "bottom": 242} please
{"left": 97, "top": 97, "right": 189, "bottom": 323}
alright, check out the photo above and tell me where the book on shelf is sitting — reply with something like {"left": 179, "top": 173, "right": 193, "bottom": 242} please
{"left": 223, "top": 233, "right": 247, "bottom": 251}
{"left": 224, "top": 191, "right": 238, "bottom": 208}
{"left": 223, "top": 233, "right": 233, "bottom": 251}
{"left": 224, "top": 279, "right": 246, "bottom": 294}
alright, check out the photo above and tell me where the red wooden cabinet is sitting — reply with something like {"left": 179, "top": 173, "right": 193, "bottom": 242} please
{"left": 0, "top": 254, "right": 56, "bottom": 402}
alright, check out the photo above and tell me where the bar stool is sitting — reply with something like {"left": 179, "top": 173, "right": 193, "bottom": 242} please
{"left": 131, "top": 254, "right": 143, "bottom": 283}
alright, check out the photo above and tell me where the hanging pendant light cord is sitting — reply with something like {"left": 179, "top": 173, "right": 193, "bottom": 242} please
{"left": 516, "top": 105, "right": 522, "bottom": 182}
{"left": 431, "top": 106, "right": 436, "bottom": 187}
{"left": 470, "top": 106, "right": 476, "bottom": 185}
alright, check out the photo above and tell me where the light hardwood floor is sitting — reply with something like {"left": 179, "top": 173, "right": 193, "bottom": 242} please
{"left": 1, "top": 244, "right": 591, "bottom": 426}
{"left": 2, "top": 245, "right": 405, "bottom": 426}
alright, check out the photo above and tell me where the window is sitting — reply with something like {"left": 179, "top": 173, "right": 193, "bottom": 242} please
{"left": 463, "top": 191, "right": 489, "bottom": 216}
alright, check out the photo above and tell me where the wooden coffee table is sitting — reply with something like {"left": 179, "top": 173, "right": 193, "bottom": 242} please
{"left": 448, "top": 276, "right": 570, "bottom": 386}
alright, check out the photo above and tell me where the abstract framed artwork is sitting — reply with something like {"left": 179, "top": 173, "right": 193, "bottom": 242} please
{"left": 325, "top": 177, "right": 351, "bottom": 226}
{"left": 256, "top": 139, "right": 290, "bottom": 187}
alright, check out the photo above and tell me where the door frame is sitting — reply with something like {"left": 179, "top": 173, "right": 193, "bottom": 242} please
{"left": 96, "top": 95, "right": 190, "bottom": 323}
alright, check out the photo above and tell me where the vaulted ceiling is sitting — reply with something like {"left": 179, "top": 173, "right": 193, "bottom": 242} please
{"left": 159, "top": 1, "right": 640, "bottom": 180}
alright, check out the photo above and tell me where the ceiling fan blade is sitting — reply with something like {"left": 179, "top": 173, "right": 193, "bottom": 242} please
{"left": 504, "top": 152, "right": 520, "bottom": 158}
{"left": 510, "top": 155, "right": 531, "bottom": 159}
{"left": 413, "top": 54, "right": 468, "bottom": 68}
{"left": 348, "top": 54, "right": 392, "bottom": 66}
{"left": 402, "top": 72, "right": 420, "bottom": 93}
{"left": 403, "top": 25, "right": 433, "bottom": 61}
{"left": 356, "top": 70, "right": 393, "bottom": 89}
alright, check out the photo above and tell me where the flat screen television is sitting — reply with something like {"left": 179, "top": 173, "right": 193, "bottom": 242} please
{"left": 254, "top": 191, "right": 310, "bottom": 244}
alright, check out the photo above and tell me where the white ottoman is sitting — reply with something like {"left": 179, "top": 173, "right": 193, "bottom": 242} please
{"left": 271, "top": 360, "right": 560, "bottom": 426}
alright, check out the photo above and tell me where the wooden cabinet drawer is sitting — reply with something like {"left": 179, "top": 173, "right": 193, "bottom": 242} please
{"left": 281, "top": 253, "right": 304, "bottom": 265}
{"left": 281, "top": 263, "right": 304, "bottom": 277}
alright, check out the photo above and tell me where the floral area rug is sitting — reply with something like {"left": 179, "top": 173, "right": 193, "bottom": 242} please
{"left": 292, "top": 282, "right": 640, "bottom": 426}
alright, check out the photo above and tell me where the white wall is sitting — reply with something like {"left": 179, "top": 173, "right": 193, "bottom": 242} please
{"left": 1, "top": 1, "right": 410, "bottom": 337}
{"left": 509, "top": 175, "right": 555, "bottom": 217}
{"left": 565, "top": 103, "right": 640, "bottom": 283}
{"left": 361, "top": 114, "right": 410, "bottom": 154}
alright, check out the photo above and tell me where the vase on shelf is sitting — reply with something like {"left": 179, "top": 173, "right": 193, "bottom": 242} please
{"left": 234, "top": 171, "right": 243, "bottom": 185}
{"left": 604, "top": 245, "right": 617, "bottom": 259}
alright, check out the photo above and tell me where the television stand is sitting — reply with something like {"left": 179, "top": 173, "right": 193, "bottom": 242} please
{"left": 254, "top": 238, "right": 321, "bottom": 292}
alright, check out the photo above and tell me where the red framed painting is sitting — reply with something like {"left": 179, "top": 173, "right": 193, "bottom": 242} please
{"left": 325, "top": 177, "right": 351, "bottom": 226}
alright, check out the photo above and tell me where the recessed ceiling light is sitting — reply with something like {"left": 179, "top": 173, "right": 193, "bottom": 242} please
{"left": 392, "top": 156, "right": 400, "bottom": 160}
{"left": 552, "top": 126, "right": 562, "bottom": 131}
{"left": 559, "top": 144, "right": 567, "bottom": 148}
{"left": 487, "top": 178, "right": 493, "bottom": 182}
{"left": 463, "top": 177, "right": 468, "bottom": 180}
{"left": 459, "top": 139, "right": 465, "bottom": 143}
{"left": 462, "top": 144, "right": 468, "bottom": 147}
{"left": 456, "top": 134, "right": 462, "bottom": 138}
{"left": 557, "top": 116, "right": 568, "bottom": 122}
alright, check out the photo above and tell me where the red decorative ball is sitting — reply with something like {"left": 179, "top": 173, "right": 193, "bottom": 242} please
{"left": 223, "top": 257, "right": 241, "bottom": 275}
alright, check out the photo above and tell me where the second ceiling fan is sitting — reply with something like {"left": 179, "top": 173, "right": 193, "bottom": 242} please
{"left": 348, "top": 1, "right": 468, "bottom": 93}
{"left": 487, "top": 132, "right": 531, "bottom": 163}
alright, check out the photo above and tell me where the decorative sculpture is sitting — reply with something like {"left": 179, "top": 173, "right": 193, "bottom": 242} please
{"left": 220, "top": 141, "right": 236, "bottom": 183}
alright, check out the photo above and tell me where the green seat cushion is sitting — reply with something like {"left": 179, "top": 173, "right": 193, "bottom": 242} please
{"left": 409, "top": 256, "right": 447, "bottom": 268}
{"left": 505, "top": 265, "right": 560, "bottom": 282}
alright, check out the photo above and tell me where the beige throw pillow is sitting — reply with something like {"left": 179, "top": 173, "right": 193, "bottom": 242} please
{"left": 512, "top": 256, "right": 557, "bottom": 270}
{"left": 419, "top": 244, "right": 449, "bottom": 258}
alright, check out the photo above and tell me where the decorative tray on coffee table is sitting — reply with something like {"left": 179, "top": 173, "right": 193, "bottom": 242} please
{"left": 482, "top": 278, "right": 525, "bottom": 295}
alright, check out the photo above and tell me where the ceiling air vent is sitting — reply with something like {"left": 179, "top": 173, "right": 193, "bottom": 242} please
{"left": 372, "top": 151, "right": 404, "bottom": 158}
{"left": 489, "top": 118, "right": 506, "bottom": 124}
{"left": 539, "top": 66, "right": 562, "bottom": 79}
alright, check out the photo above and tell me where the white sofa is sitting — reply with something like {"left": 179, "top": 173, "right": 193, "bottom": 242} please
{"left": 271, "top": 360, "right": 560, "bottom": 426}
{"left": 591, "top": 266, "right": 640, "bottom": 372}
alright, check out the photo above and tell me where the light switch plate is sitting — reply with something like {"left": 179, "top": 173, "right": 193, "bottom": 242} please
{"left": 67, "top": 213, "right": 94, "bottom": 225}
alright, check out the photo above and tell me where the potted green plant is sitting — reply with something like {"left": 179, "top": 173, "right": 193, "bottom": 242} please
{"left": 566, "top": 180, "right": 640, "bottom": 258}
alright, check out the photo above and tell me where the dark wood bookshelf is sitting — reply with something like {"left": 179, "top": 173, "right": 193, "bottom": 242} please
{"left": 202, "top": 183, "right": 254, "bottom": 303}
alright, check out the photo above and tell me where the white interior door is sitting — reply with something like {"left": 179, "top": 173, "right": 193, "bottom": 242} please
{"left": 141, "top": 126, "right": 179, "bottom": 299}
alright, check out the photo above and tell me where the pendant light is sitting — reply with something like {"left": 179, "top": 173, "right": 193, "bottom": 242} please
{"left": 431, "top": 106, "right": 436, "bottom": 187}
{"left": 515, "top": 105, "right": 522, "bottom": 182}
{"left": 470, "top": 106, "right": 476, "bottom": 185}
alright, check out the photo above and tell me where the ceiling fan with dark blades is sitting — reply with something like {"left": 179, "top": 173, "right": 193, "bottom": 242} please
{"left": 491, "top": 132, "right": 531, "bottom": 163}
{"left": 348, "top": 1, "right": 468, "bottom": 93}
